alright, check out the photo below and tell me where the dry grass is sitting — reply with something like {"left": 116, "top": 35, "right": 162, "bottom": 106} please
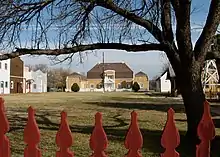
{"left": 1, "top": 92, "right": 220, "bottom": 157}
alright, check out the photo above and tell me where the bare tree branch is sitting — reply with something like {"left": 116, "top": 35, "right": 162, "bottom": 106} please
{"left": 171, "top": 0, "right": 193, "bottom": 59}
{"left": 194, "top": 0, "right": 220, "bottom": 61}
{"left": 96, "top": 0, "right": 163, "bottom": 42}
{"left": 0, "top": 43, "right": 167, "bottom": 60}
{"left": 160, "top": 0, "right": 177, "bottom": 51}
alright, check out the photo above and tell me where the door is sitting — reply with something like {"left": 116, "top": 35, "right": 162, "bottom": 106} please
{"left": 17, "top": 82, "right": 23, "bottom": 93}
{"left": 0, "top": 81, "right": 4, "bottom": 94}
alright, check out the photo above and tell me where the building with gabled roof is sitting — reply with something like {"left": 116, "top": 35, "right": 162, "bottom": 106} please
{"left": 23, "top": 66, "right": 47, "bottom": 93}
{"left": 66, "top": 72, "right": 88, "bottom": 92}
{"left": 87, "top": 62, "right": 134, "bottom": 91}
{"left": 155, "top": 68, "right": 172, "bottom": 93}
{"left": 66, "top": 62, "right": 149, "bottom": 92}
{"left": 0, "top": 54, "right": 10, "bottom": 94}
{"left": 134, "top": 71, "right": 149, "bottom": 91}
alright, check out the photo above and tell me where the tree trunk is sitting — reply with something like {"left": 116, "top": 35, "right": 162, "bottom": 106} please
{"left": 177, "top": 61, "right": 206, "bottom": 154}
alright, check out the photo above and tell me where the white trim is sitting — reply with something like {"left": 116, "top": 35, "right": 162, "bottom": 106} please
{"left": 10, "top": 75, "right": 24, "bottom": 79}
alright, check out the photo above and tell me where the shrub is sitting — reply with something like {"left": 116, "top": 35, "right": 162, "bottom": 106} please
{"left": 132, "top": 82, "right": 140, "bottom": 92}
{"left": 71, "top": 83, "right": 80, "bottom": 92}
{"left": 96, "top": 82, "right": 103, "bottom": 89}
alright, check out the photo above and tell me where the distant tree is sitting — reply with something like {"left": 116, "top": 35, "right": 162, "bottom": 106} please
{"left": 26, "top": 64, "right": 48, "bottom": 73}
{"left": 132, "top": 82, "right": 140, "bottom": 92}
{"left": 47, "top": 67, "right": 71, "bottom": 91}
{"left": 71, "top": 83, "right": 80, "bottom": 92}
{"left": 149, "top": 80, "right": 157, "bottom": 91}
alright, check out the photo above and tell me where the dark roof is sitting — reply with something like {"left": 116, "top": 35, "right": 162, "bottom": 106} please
{"left": 87, "top": 62, "right": 133, "bottom": 79}
{"left": 155, "top": 69, "right": 168, "bottom": 81}
{"left": 69, "top": 72, "right": 87, "bottom": 80}
{"left": 135, "top": 71, "right": 148, "bottom": 77}
{"left": 155, "top": 65, "right": 176, "bottom": 81}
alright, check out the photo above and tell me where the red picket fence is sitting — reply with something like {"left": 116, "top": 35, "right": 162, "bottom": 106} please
{"left": 0, "top": 97, "right": 216, "bottom": 157}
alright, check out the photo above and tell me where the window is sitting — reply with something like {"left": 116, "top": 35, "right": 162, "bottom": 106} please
{"left": 5, "top": 81, "right": 8, "bottom": 88}
{"left": 108, "top": 75, "right": 113, "bottom": 79}
{"left": 0, "top": 81, "right": 3, "bottom": 88}
{"left": 33, "top": 84, "right": 37, "bottom": 89}
{"left": 5, "top": 63, "right": 7, "bottom": 70}
{"left": 10, "top": 81, "right": 14, "bottom": 89}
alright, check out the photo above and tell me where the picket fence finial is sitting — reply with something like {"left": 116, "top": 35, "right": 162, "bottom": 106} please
{"left": 196, "top": 100, "right": 215, "bottom": 157}
{"left": 56, "top": 111, "right": 74, "bottom": 157}
{"left": 161, "top": 108, "right": 180, "bottom": 157}
{"left": 89, "top": 112, "right": 108, "bottom": 157}
{"left": 125, "top": 111, "right": 143, "bottom": 157}
{"left": 0, "top": 97, "right": 10, "bottom": 157}
{"left": 24, "top": 106, "right": 41, "bottom": 157}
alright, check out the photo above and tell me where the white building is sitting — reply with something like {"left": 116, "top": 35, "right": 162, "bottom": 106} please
{"left": 24, "top": 66, "right": 47, "bottom": 93}
{"left": 0, "top": 57, "right": 10, "bottom": 94}
{"left": 155, "top": 71, "right": 171, "bottom": 93}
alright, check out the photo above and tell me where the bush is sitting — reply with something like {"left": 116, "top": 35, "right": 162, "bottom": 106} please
{"left": 132, "top": 82, "right": 140, "bottom": 92}
{"left": 71, "top": 83, "right": 80, "bottom": 92}
{"left": 96, "top": 82, "right": 103, "bottom": 89}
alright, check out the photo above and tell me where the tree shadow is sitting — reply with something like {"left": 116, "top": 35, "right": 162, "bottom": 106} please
{"left": 86, "top": 101, "right": 220, "bottom": 117}
{"left": 176, "top": 117, "right": 220, "bottom": 129}
{"left": 8, "top": 113, "right": 220, "bottom": 157}
{"left": 86, "top": 101, "right": 185, "bottom": 113}
{"left": 213, "top": 118, "right": 220, "bottom": 128}
{"left": 6, "top": 103, "right": 220, "bottom": 157}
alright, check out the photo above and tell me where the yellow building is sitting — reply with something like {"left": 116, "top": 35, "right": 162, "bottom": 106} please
{"left": 66, "top": 62, "right": 149, "bottom": 92}
{"left": 87, "top": 62, "right": 133, "bottom": 91}
{"left": 66, "top": 72, "right": 88, "bottom": 92}
{"left": 134, "top": 71, "right": 149, "bottom": 91}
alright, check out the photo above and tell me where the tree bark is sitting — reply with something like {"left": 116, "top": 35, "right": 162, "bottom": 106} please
{"left": 176, "top": 61, "right": 205, "bottom": 154}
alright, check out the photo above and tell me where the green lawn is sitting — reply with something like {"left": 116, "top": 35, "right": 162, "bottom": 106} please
{"left": 1, "top": 92, "right": 220, "bottom": 157}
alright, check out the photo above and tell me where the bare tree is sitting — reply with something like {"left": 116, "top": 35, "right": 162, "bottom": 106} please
{"left": 47, "top": 67, "right": 71, "bottom": 91}
{"left": 25, "top": 64, "right": 48, "bottom": 73}
{"left": 0, "top": 0, "right": 219, "bottom": 150}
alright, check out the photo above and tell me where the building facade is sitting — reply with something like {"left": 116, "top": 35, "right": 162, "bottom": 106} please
{"left": 10, "top": 57, "right": 24, "bottom": 93}
{"left": 87, "top": 62, "right": 133, "bottom": 92}
{"left": 134, "top": 71, "right": 149, "bottom": 91}
{"left": 66, "top": 62, "right": 149, "bottom": 92}
{"left": 24, "top": 67, "right": 47, "bottom": 93}
{"left": 0, "top": 56, "right": 10, "bottom": 94}
{"left": 155, "top": 71, "right": 171, "bottom": 93}
{"left": 66, "top": 72, "right": 88, "bottom": 92}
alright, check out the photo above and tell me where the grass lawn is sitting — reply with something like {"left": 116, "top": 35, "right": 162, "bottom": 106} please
{"left": 1, "top": 92, "right": 220, "bottom": 157}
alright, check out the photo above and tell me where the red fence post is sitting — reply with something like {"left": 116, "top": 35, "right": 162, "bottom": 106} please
{"left": 196, "top": 100, "right": 215, "bottom": 157}
{"left": 161, "top": 108, "right": 180, "bottom": 157}
{"left": 124, "top": 111, "right": 143, "bottom": 157}
{"left": 24, "top": 106, "right": 41, "bottom": 157}
{"left": 0, "top": 98, "right": 10, "bottom": 157}
{"left": 89, "top": 112, "right": 108, "bottom": 157}
{"left": 56, "top": 111, "right": 74, "bottom": 157}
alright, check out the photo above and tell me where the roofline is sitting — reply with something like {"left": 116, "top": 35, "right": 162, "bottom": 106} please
{"left": 87, "top": 62, "right": 133, "bottom": 73}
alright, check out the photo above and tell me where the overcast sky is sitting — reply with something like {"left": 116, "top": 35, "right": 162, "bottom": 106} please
{"left": 20, "top": 0, "right": 210, "bottom": 79}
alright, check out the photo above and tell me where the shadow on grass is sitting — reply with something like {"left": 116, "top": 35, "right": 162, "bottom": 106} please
{"left": 176, "top": 117, "right": 220, "bottom": 130}
{"left": 86, "top": 101, "right": 185, "bottom": 113}
{"left": 7, "top": 113, "right": 220, "bottom": 157}
{"left": 86, "top": 101, "right": 220, "bottom": 117}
